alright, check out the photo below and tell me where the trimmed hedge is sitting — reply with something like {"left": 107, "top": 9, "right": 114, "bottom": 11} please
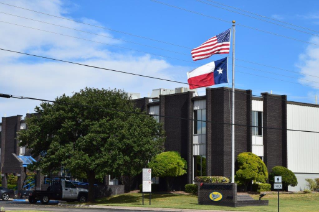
{"left": 269, "top": 166, "right": 298, "bottom": 188}
{"left": 194, "top": 176, "right": 230, "bottom": 183}
{"left": 185, "top": 184, "right": 197, "bottom": 195}
{"left": 252, "top": 183, "right": 271, "bottom": 192}
{"left": 0, "top": 184, "right": 17, "bottom": 190}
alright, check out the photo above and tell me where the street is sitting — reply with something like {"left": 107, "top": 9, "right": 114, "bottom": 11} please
{"left": 0, "top": 200, "right": 196, "bottom": 212}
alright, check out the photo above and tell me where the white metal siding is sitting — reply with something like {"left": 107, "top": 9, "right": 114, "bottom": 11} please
{"left": 252, "top": 100, "right": 263, "bottom": 112}
{"left": 287, "top": 104, "right": 319, "bottom": 173}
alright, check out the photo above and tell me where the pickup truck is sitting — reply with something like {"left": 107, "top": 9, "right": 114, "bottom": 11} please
{"left": 28, "top": 179, "right": 88, "bottom": 204}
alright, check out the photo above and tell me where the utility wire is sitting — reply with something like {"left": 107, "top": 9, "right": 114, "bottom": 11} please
{"left": 1, "top": 1, "right": 318, "bottom": 80}
{"left": 1, "top": 92, "right": 319, "bottom": 134}
{"left": 2, "top": 19, "right": 319, "bottom": 84}
{"left": 0, "top": 47, "right": 315, "bottom": 96}
{"left": 199, "top": 0, "right": 319, "bottom": 34}
{"left": 150, "top": 0, "right": 319, "bottom": 47}
{"left": 0, "top": 1, "right": 189, "bottom": 50}
{"left": 0, "top": 20, "right": 190, "bottom": 63}
{"left": 0, "top": 11, "right": 188, "bottom": 56}
{"left": 196, "top": 0, "right": 319, "bottom": 37}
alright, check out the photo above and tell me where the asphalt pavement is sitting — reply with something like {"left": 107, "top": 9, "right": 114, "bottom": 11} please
{"left": 0, "top": 199, "right": 236, "bottom": 212}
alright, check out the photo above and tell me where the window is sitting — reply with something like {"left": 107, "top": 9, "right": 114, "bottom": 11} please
{"left": 252, "top": 111, "right": 263, "bottom": 136}
{"left": 194, "top": 156, "right": 206, "bottom": 178}
{"left": 194, "top": 109, "right": 206, "bottom": 134}
{"left": 65, "top": 181, "right": 76, "bottom": 188}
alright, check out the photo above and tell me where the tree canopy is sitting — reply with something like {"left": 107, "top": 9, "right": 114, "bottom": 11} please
{"left": 148, "top": 151, "right": 187, "bottom": 191}
{"left": 18, "top": 87, "right": 165, "bottom": 201}
{"left": 235, "top": 152, "right": 268, "bottom": 188}
{"left": 148, "top": 151, "right": 187, "bottom": 178}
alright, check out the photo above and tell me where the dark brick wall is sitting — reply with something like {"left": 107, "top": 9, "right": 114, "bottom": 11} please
{"left": 1, "top": 116, "right": 22, "bottom": 170}
{"left": 160, "top": 92, "right": 194, "bottom": 189}
{"left": 262, "top": 93, "right": 287, "bottom": 174}
{"left": 132, "top": 97, "right": 149, "bottom": 112}
{"left": 206, "top": 88, "right": 252, "bottom": 179}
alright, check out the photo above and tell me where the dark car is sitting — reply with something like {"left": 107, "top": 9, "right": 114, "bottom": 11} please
{"left": 0, "top": 187, "right": 14, "bottom": 201}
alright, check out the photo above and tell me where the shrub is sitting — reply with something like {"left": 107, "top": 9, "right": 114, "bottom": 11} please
{"left": 303, "top": 189, "right": 311, "bottom": 193}
{"left": 194, "top": 176, "right": 230, "bottom": 183}
{"left": 185, "top": 184, "right": 197, "bottom": 195}
{"left": 235, "top": 152, "right": 268, "bottom": 189}
{"left": 7, "top": 184, "right": 17, "bottom": 190}
{"left": 269, "top": 166, "right": 298, "bottom": 188}
{"left": 252, "top": 183, "right": 271, "bottom": 192}
{"left": 305, "top": 179, "right": 317, "bottom": 191}
{"left": 7, "top": 174, "right": 18, "bottom": 185}
{"left": 315, "top": 178, "right": 319, "bottom": 190}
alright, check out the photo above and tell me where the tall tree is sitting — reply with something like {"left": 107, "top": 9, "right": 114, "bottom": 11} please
{"left": 19, "top": 88, "right": 165, "bottom": 202}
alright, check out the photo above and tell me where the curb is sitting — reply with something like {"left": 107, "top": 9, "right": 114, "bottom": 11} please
{"left": 57, "top": 203, "right": 234, "bottom": 212}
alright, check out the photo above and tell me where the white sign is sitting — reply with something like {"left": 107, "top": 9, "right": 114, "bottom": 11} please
{"left": 274, "top": 183, "right": 282, "bottom": 190}
{"left": 142, "top": 181, "right": 152, "bottom": 192}
{"left": 274, "top": 176, "right": 282, "bottom": 183}
{"left": 143, "top": 168, "right": 152, "bottom": 181}
{"left": 142, "top": 168, "right": 152, "bottom": 192}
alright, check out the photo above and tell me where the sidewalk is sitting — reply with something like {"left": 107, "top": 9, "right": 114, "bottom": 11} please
{"left": 58, "top": 203, "right": 238, "bottom": 212}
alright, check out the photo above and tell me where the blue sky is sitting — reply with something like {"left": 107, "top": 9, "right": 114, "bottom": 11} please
{"left": 1, "top": 0, "right": 319, "bottom": 117}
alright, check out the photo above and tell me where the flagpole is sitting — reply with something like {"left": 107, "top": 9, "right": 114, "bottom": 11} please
{"left": 231, "top": 20, "right": 236, "bottom": 184}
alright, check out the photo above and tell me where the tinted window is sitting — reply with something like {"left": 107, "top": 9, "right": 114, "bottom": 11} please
{"left": 65, "top": 181, "right": 76, "bottom": 188}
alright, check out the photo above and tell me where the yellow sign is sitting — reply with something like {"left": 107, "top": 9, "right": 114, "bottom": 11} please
{"left": 209, "top": 192, "right": 223, "bottom": 201}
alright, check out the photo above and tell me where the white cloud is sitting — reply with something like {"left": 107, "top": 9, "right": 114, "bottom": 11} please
{"left": 0, "top": 0, "right": 190, "bottom": 117}
{"left": 297, "top": 36, "right": 319, "bottom": 90}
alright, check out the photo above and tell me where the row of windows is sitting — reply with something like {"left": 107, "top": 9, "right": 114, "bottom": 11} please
{"left": 150, "top": 109, "right": 262, "bottom": 136}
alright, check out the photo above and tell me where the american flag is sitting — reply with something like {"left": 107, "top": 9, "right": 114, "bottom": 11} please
{"left": 191, "top": 29, "right": 230, "bottom": 61}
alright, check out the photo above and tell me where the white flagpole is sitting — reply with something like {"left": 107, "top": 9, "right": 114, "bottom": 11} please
{"left": 231, "top": 20, "right": 236, "bottom": 184}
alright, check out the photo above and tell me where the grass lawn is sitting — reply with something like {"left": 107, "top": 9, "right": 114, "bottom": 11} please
{"left": 94, "top": 192, "right": 319, "bottom": 212}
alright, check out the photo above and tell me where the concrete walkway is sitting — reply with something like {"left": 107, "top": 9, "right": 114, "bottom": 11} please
{"left": 58, "top": 203, "right": 238, "bottom": 212}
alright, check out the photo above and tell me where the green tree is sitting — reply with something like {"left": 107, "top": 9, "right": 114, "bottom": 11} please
{"left": 148, "top": 151, "right": 187, "bottom": 191}
{"left": 235, "top": 152, "right": 268, "bottom": 190}
{"left": 269, "top": 166, "right": 298, "bottom": 190}
{"left": 18, "top": 88, "right": 165, "bottom": 202}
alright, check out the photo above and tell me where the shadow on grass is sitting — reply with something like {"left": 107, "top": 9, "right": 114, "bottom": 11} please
{"left": 96, "top": 193, "right": 188, "bottom": 204}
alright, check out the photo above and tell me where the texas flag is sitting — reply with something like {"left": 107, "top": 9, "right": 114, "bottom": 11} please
{"left": 187, "top": 57, "right": 228, "bottom": 89}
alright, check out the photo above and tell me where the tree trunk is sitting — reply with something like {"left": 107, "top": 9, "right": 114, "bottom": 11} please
{"left": 87, "top": 170, "right": 96, "bottom": 202}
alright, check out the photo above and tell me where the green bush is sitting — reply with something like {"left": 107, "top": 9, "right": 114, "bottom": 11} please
{"left": 305, "top": 179, "right": 317, "bottom": 191}
{"left": 235, "top": 152, "right": 268, "bottom": 189}
{"left": 194, "top": 176, "right": 230, "bottom": 183}
{"left": 185, "top": 184, "right": 197, "bottom": 195}
{"left": 252, "top": 183, "right": 271, "bottom": 192}
{"left": 269, "top": 166, "right": 298, "bottom": 188}
{"left": 303, "top": 189, "right": 311, "bottom": 193}
{"left": 315, "top": 178, "right": 319, "bottom": 190}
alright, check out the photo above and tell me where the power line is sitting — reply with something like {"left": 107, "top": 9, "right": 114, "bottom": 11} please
{"left": 0, "top": 1, "right": 190, "bottom": 50}
{"left": 198, "top": 0, "right": 319, "bottom": 34}
{"left": 0, "top": 11, "right": 188, "bottom": 56}
{"left": 0, "top": 20, "right": 190, "bottom": 63}
{"left": 150, "top": 0, "right": 319, "bottom": 47}
{"left": 196, "top": 0, "right": 319, "bottom": 37}
{"left": 1, "top": 92, "right": 319, "bottom": 134}
{"left": 1, "top": 1, "right": 318, "bottom": 80}
{"left": 0, "top": 47, "right": 314, "bottom": 100}
{"left": 2, "top": 19, "right": 319, "bottom": 85}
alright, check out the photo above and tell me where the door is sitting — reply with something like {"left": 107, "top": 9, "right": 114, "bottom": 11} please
{"left": 63, "top": 181, "right": 77, "bottom": 199}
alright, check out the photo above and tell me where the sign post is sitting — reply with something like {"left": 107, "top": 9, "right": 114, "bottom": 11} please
{"left": 142, "top": 168, "right": 152, "bottom": 205}
{"left": 274, "top": 176, "right": 282, "bottom": 212}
